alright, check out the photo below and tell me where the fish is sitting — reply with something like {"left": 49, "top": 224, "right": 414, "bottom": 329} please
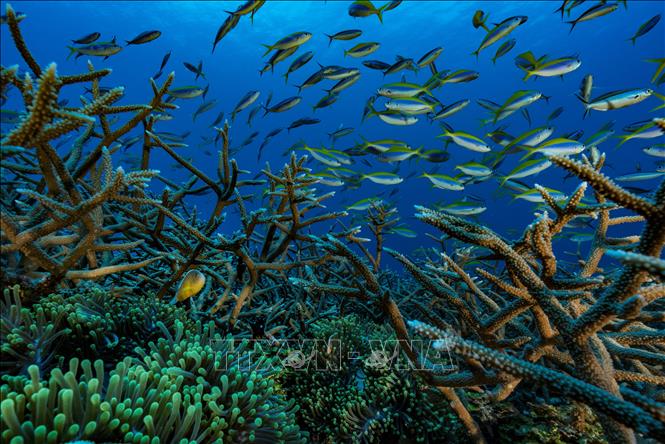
{"left": 643, "top": 144, "right": 665, "bottom": 158}
{"left": 174, "top": 269, "right": 206, "bottom": 302}
{"left": 489, "top": 90, "right": 545, "bottom": 124}
{"left": 363, "top": 60, "right": 391, "bottom": 70}
{"left": 472, "top": 10, "right": 490, "bottom": 31}
{"left": 383, "top": 58, "right": 416, "bottom": 76}
{"left": 72, "top": 32, "right": 101, "bottom": 45}
{"left": 212, "top": 12, "right": 241, "bottom": 53}
{"left": 618, "top": 119, "right": 665, "bottom": 146}
{"left": 288, "top": 117, "right": 321, "bottom": 132}
{"left": 645, "top": 58, "right": 665, "bottom": 85}
{"left": 344, "top": 42, "right": 380, "bottom": 58}
{"left": 547, "top": 106, "right": 564, "bottom": 122}
{"left": 515, "top": 51, "right": 581, "bottom": 81}
{"left": 417, "top": 47, "right": 444, "bottom": 68}
{"left": 577, "top": 88, "right": 653, "bottom": 118}
{"left": 377, "top": 82, "right": 429, "bottom": 98}
{"left": 262, "top": 31, "right": 312, "bottom": 56}
{"left": 325, "top": 29, "right": 363, "bottom": 45}
{"left": 438, "top": 201, "right": 487, "bottom": 216}
{"left": 421, "top": 173, "right": 464, "bottom": 191}
{"left": 455, "top": 162, "right": 492, "bottom": 177}
{"left": 522, "top": 138, "right": 585, "bottom": 159}
{"left": 384, "top": 97, "right": 436, "bottom": 115}
{"left": 192, "top": 100, "right": 217, "bottom": 122}
{"left": 373, "top": 111, "right": 418, "bottom": 126}
{"left": 505, "top": 126, "right": 555, "bottom": 150}
{"left": 430, "top": 99, "right": 470, "bottom": 121}
{"left": 67, "top": 37, "right": 122, "bottom": 60}
{"left": 328, "top": 126, "right": 354, "bottom": 144}
{"left": 361, "top": 95, "right": 377, "bottom": 122}
{"left": 325, "top": 73, "right": 361, "bottom": 95}
{"left": 231, "top": 90, "right": 260, "bottom": 121}
{"left": 627, "top": 14, "right": 661, "bottom": 45}
{"left": 261, "top": 46, "right": 298, "bottom": 75}
{"left": 323, "top": 67, "right": 361, "bottom": 80}
{"left": 282, "top": 51, "right": 314, "bottom": 83}
{"left": 421, "top": 149, "right": 450, "bottom": 163}
{"left": 472, "top": 16, "right": 528, "bottom": 57}
{"left": 383, "top": 0, "right": 403, "bottom": 12}
{"left": 500, "top": 158, "right": 552, "bottom": 184}
{"left": 0, "top": 109, "right": 25, "bottom": 125}
{"left": 346, "top": 197, "right": 384, "bottom": 211}
{"left": 183, "top": 61, "right": 206, "bottom": 80}
{"left": 579, "top": 74, "right": 593, "bottom": 103}
{"left": 348, "top": 1, "right": 386, "bottom": 23}
{"left": 167, "top": 86, "right": 206, "bottom": 99}
{"left": 615, "top": 172, "right": 665, "bottom": 182}
{"left": 491, "top": 38, "right": 516, "bottom": 64}
{"left": 514, "top": 187, "right": 566, "bottom": 203}
{"left": 387, "top": 226, "right": 417, "bottom": 238}
{"left": 241, "top": 131, "right": 260, "bottom": 147}
{"left": 126, "top": 30, "right": 161, "bottom": 45}
{"left": 264, "top": 96, "right": 302, "bottom": 115}
{"left": 208, "top": 111, "right": 225, "bottom": 128}
{"left": 362, "top": 172, "right": 403, "bottom": 185}
{"left": 155, "top": 50, "right": 171, "bottom": 77}
{"left": 228, "top": 0, "right": 265, "bottom": 21}
{"left": 438, "top": 129, "right": 492, "bottom": 152}
{"left": 246, "top": 105, "right": 261, "bottom": 127}
{"left": 312, "top": 94, "right": 339, "bottom": 112}
{"left": 294, "top": 68, "right": 325, "bottom": 93}
{"left": 567, "top": 2, "right": 618, "bottom": 32}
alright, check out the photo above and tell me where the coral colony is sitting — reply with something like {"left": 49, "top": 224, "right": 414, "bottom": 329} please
{"left": 1, "top": 2, "right": 664, "bottom": 443}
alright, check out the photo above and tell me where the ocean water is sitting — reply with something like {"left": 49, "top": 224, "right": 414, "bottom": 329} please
{"left": 1, "top": 1, "right": 662, "bottom": 262}
{"left": 1, "top": 2, "right": 665, "bottom": 442}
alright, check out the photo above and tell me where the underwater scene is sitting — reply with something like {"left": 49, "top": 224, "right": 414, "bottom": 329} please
{"left": 1, "top": 0, "right": 664, "bottom": 442}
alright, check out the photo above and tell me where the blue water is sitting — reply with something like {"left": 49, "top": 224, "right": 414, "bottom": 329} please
{"left": 1, "top": 0, "right": 663, "bottom": 264}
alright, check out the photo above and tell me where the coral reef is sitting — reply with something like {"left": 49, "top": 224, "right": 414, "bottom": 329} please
{"left": 1, "top": 4, "right": 663, "bottom": 443}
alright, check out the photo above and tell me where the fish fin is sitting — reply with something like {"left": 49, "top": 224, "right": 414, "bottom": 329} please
{"left": 261, "top": 44, "right": 273, "bottom": 57}
{"left": 111, "top": 36, "right": 117, "bottom": 44}
{"left": 66, "top": 46, "right": 77, "bottom": 60}
{"left": 566, "top": 20, "right": 577, "bottom": 33}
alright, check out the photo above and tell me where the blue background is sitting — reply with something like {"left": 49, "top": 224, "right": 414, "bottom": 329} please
{"left": 1, "top": 0, "right": 663, "bottom": 266}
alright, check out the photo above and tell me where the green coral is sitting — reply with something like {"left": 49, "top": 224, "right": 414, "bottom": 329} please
{"left": 281, "top": 315, "right": 462, "bottom": 443}
{"left": 0, "top": 320, "right": 306, "bottom": 443}
{"left": 1, "top": 284, "right": 191, "bottom": 375}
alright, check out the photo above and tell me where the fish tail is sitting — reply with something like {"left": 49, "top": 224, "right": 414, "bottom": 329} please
{"left": 283, "top": 72, "right": 289, "bottom": 84}
{"left": 66, "top": 46, "right": 77, "bottom": 60}
{"left": 376, "top": 4, "right": 386, "bottom": 23}
{"left": 627, "top": 36, "right": 636, "bottom": 46}
{"left": 480, "top": 23, "right": 489, "bottom": 32}
{"left": 522, "top": 71, "right": 532, "bottom": 82}
{"left": 566, "top": 20, "right": 577, "bottom": 33}
{"left": 542, "top": 94, "right": 551, "bottom": 104}
{"left": 616, "top": 134, "right": 632, "bottom": 147}
{"left": 325, "top": 34, "right": 333, "bottom": 46}
{"left": 471, "top": 49, "right": 480, "bottom": 59}
{"left": 261, "top": 44, "right": 273, "bottom": 57}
